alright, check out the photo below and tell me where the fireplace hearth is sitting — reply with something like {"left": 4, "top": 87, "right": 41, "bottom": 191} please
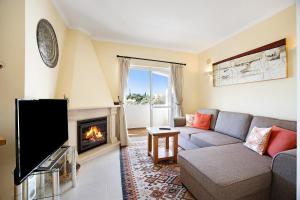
{"left": 77, "top": 117, "right": 107, "bottom": 154}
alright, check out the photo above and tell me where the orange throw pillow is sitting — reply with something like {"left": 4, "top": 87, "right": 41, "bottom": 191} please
{"left": 266, "top": 126, "right": 297, "bottom": 158}
{"left": 192, "top": 113, "right": 211, "bottom": 130}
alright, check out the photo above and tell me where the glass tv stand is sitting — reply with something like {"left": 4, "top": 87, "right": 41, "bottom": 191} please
{"left": 15, "top": 146, "right": 77, "bottom": 200}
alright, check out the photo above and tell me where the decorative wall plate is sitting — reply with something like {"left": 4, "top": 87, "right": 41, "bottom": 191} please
{"left": 36, "top": 19, "right": 59, "bottom": 68}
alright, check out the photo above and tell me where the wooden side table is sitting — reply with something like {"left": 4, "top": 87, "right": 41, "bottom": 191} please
{"left": 0, "top": 136, "right": 6, "bottom": 146}
{"left": 147, "top": 127, "right": 179, "bottom": 164}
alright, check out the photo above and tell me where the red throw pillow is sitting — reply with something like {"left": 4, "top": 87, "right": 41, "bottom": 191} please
{"left": 266, "top": 126, "right": 297, "bottom": 157}
{"left": 192, "top": 113, "right": 211, "bottom": 130}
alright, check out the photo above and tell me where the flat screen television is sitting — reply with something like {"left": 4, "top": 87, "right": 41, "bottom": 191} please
{"left": 14, "top": 99, "right": 68, "bottom": 185}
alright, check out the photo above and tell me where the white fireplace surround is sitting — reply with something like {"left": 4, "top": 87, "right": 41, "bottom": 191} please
{"left": 67, "top": 106, "right": 120, "bottom": 163}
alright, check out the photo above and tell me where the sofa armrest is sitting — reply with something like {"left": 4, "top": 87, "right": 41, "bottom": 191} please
{"left": 174, "top": 117, "right": 186, "bottom": 127}
{"left": 271, "top": 149, "right": 296, "bottom": 200}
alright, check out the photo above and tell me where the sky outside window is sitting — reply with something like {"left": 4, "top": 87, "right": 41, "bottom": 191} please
{"left": 127, "top": 69, "right": 150, "bottom": 95}
{"left": 127, "top": 68, "right": 168, "bottom": 95}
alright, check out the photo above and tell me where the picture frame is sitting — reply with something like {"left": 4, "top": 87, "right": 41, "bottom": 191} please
{"left": 212, "top": 39, "right": 287, "bottom": 87}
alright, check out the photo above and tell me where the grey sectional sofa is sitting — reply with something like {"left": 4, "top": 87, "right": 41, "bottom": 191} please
{"left": 175, "top": 109, "right": 296, "bottom": 200}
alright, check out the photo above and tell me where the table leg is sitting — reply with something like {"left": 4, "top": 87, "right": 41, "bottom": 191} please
{"left": 173, "top": 135, "right": 178, "bottom": 163}
{"left": 148, "top": 133, "right": 152, "bottom": 156}
{"left": 153, "top": 136, "right": 158, "bottom": 164}
{"left": 166, "top": 136, "right": 169, "bottom": 149}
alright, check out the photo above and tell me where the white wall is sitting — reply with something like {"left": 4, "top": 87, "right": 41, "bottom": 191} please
{"left": 0, "top": 1, "right": 25, "bottom": 199}
{"left": 25, "top": 0, "right": 66, "bottom": 98}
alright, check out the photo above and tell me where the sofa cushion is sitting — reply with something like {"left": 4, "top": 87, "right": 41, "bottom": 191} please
{"left": 175, "top": 127, "right": 203, "bottom": 139}
{"left": 267, "top": 126, "right": 297, "bottom": 158}
{"left": 192, "top": 113, "right": 211, "bottom": 130}
{"left": 185, "top": 114, "right": 194, "bottom": 127}
{"left": 178, "top": 143, "right": 272, "bottom": 200}
{"left": 190, "top": 131, "right": 242, "bottom": 148}
{"left": 244, "top": 126, "right": 272, "bottom": 155}
{"left": 214, "top": 111, "right": 252, "bottom": 141}
{"left": 248, "top": 116, "right": 297, "bottom": 134}
{"left": 198, "top": 108, "right": 219, "bottom": 130}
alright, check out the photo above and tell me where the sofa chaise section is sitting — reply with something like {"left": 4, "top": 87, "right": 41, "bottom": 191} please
{"left": 179, "top": 143, "right": 272, "bottom": 200}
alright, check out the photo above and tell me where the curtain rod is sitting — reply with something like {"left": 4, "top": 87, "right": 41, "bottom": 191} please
{"left": 116, "top": 55, "right": 186, "bottom": 66}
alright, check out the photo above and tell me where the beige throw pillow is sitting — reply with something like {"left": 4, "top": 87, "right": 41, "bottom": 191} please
{"left": 244, "top": 126, "right": 272, "bottom": 155}
{"left": 185, "top": 114, "right": 194, "bottom": 127}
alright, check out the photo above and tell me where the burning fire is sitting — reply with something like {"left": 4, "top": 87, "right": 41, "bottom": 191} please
{"left": 84, "top": 126, "right": 103, "bottom": 142}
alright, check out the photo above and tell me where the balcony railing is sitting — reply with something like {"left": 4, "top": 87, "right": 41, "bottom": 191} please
{"left": 125, "top": 104, "right": 170, "bottom": 128}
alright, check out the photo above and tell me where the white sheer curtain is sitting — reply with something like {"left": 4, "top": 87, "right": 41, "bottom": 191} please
{"left": 171, "top": 64, "right": 184, "bottom": 118}
{"left": 118, "top": 57, "right": 130, "bottom": 146}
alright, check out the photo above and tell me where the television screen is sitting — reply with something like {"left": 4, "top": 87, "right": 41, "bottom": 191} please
{"left": 14, "top": 99, "right": 68, "bottom": 185}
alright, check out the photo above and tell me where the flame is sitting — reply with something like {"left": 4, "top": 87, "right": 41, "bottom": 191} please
{"left": 84, "top": 126, "right": 103, "bottom": 141}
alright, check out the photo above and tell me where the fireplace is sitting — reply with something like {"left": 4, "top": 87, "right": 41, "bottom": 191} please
{"left": 77, "top": 117, "right": 107, "bottom": 154}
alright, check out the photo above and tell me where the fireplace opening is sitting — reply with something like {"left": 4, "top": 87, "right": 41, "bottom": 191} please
{"left": 77, "top": 117, "right": 107, "bottom": 154}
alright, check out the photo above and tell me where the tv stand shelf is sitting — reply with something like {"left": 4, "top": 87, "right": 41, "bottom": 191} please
{"left": 15, "top": 146, "right": 76, "bottom": 200}
{"left": 37, "top": 146, "right": 70, "bottom": 171}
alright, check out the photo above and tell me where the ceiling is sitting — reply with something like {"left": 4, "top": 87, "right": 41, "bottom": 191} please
{"left": 52, "top": 0, "right": 295, "bottom": 53}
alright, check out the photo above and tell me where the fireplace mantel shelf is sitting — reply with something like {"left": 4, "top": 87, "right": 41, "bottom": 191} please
{"left": 69, "top": 105, "right": 120, "bottom": 111}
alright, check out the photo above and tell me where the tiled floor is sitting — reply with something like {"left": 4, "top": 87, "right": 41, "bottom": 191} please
{"left": 62, "top": 134, "right": 148, "bottom": 200}
{"left": 62, "top": 149, "right": 123, "bottom": 200}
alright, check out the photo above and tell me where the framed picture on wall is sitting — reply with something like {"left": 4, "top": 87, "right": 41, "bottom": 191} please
{"left": 212, "top": 39, "right": 287, "bottom": 87}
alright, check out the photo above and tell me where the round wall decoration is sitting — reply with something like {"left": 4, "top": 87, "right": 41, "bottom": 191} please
{"left": 36, "top": 19, "right": 59, "bottom": 68}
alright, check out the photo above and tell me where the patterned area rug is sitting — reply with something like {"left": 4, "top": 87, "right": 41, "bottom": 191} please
{"left": 120, "top": 139, "right": 195, "bottom": 200}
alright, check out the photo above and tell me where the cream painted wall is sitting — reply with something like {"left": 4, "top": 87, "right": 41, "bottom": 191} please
{"left": 0, "top": 0, "right": 25, "bottom": 199}
{"left": 25, "top": 0, "right": 66, "bottom": 98}
{"left": 56, "top": 30, "right": 114, "bottom": 109}
{"left": 92, "top": 41, "right": 200, "bottom": 114}
{"left": 197, "top": 5, "right": 297, "bottom": 120}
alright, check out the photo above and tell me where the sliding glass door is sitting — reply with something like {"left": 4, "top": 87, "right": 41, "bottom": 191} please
{"left": 150, "top": 68, "right": 171, "bottom": 127}
{"left": 126, "top": 66, "right": 172, "bottom": 128}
